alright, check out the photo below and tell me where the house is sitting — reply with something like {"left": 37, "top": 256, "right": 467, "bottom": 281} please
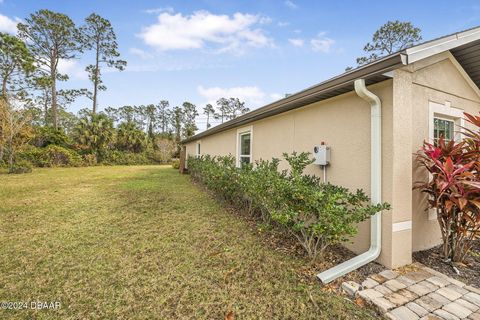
{"left": 181, "top": 27, "right": 480, "bottom": 277}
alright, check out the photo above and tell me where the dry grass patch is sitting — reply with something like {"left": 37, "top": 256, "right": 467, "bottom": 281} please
{"left": 0, "top": 166, "right": 376, "bottom": 319}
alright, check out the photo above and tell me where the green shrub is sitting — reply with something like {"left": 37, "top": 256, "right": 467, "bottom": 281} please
{"left": 9, "top": 160, "right": 33, "bottom": 174}
{"left": 171, "top": 159, "right": 180, "bottom": 169}
{"left": 188, "top": 152, "right": 390, "bottom": 261}
{"left": 31, "top": 126, "right": 72, "bottom": 148}
{"left": 83, "top": 154, "right": 97, "bottom": 166}
{"left": 19, "top": 145, "right": 82, "bottom": 167}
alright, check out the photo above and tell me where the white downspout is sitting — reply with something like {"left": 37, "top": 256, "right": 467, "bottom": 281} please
{"left": 317, "top": 79, "right": 382, "bottom": 284}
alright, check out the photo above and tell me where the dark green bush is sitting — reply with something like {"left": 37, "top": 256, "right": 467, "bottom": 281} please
{"left": 31, "top": 126, "right": 72, "bottom": 148}
{"left": 19, "top": 145, "right": 82, "bottom": 167}
{"left": 9, "top": 160, "right": 33, "bottom": 174}
{"left": 188, "top": 152, "right": 390, "bottom": 261}
{"left": 115, "top": 122, "right": 147, "bottom": 153}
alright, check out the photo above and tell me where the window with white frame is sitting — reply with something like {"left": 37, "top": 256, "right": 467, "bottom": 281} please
{"left": 429, "top": 101, "right": 464, "bottom": 146}
{"left": 433, "top": 117, "right": 455, "bottom": 144}
{"left": 195, "top": 141, "right": 201, "bottom": 157}
{"left": 236, "top": 127, "right": 252, "bottom": 167}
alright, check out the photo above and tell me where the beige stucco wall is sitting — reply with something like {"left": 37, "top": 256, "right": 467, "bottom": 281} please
{"left": 408, "top": 54, "right": 480, "bottom": 252}
{"left": 184, "top": 52, "right": 480, "bottom": 269}
{"left": 186, "top": 80, "right": 396, "bottom": 266}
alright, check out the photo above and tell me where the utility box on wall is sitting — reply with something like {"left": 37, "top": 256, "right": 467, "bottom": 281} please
{"left": 313, "top": 145, "right": 330, "bottom": 166}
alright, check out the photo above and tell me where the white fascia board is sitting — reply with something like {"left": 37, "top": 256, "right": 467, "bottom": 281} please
{"left": 406, "top": 27, "right": 480, "bottom": 64}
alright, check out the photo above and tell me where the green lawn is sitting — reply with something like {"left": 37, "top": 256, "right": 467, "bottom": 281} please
{"left": 0, "top": 166, "right": 375, "bottom": 319}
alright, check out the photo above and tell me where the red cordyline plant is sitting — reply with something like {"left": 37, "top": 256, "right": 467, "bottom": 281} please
{"left": 416, "top": 112, "right": 480, "bottom": 263}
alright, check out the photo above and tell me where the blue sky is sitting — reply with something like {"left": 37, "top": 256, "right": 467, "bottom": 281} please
{"left": 1, "top": 0, "right": 479, "bottom": 128}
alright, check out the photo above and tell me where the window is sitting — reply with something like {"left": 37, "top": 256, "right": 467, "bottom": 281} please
{"left": 433, "top": 117, "right": 454, "bottom": 144}
{"left": 195, "top": 141, "right": 201, "bottom": 157}
{"left": 429, "top": 101, "right": 464, "bottom": 146}
{"left": 239, "top": 133, "right": 251, "bottom": 165}
{"left": 236, "top": 126, "right": 252, "bottom": 167}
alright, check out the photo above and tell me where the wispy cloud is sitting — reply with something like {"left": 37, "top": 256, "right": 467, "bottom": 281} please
{"left": 277, "top": 21, "right": 290, "bottom": 27}
{"left": 288, "top": 38, "right": 304, "bottom": 47}
{"left": 143, "top": 7, "right": 174, "bottom": 14}
{"left": 284, "top": 0, "right": 298, "bottom": 10}
{"left": 197, "top": 85, "right": 283, "bottom": 108}
{"left": 129, "top": 47, "right": 154, "bottom": 60}
{"left": 138, "top": 10, "right": 274, "bottom": 53}
{"left": 0, "top": 13, "right": 20, "bottom": 33}
{"left": 310, "top": 32, "right": 335, "bottom": 53}
{"left": 58, "top": 59, "right": 88, "bottom": 80}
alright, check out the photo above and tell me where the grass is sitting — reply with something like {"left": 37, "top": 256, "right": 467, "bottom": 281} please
{"left": 0, "top": 166, "right": 376, "bottom": 319}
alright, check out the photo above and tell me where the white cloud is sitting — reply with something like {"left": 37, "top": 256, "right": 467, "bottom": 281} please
{"left": 310, "top": 32, "right": 335, "bottom": 53}
{"left": 138, "top": 10, "right": 273, "bottom": 53}
{"left": 259, "top": 16, "right": 272, "bottom": 24}
{"left": 0, "top": 13, "right": 20, "bottom": 33}
{"left": 284, "top": 0, "right": 298, "bottom": 9}
{"left": 129, "top": 47, "right": 154, "bottom": 60}
{"left": 57, "top": 59, "right": 88, "bottom": 80}
{"left": 144, "top": 7, "right": 174, "bottom": 14}
{"left": 270, "top": 93, "right": 284, "bottom": 101}
{"left": 288, "top": 38, "right": 304, "bottom": 47}
{"left": 198, "top": 85, "right": 267, "bottom": 107}
{"left": 277, "top": 21, "right": 290, "bottom": 27}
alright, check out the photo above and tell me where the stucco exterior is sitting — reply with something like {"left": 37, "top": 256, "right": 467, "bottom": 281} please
{"left": 184, "top": 52, "right": 480, "bottom": 269}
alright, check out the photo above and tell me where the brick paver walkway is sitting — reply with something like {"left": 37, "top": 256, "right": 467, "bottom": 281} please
{"left": 342, "top": 263, "right": 480, "bottom": 320}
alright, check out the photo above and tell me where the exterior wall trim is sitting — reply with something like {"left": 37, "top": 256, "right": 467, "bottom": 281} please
{"left": 392, "top": 220, "right": 412, "bottom": 232}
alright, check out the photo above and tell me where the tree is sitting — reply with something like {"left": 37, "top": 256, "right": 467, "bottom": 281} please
{"left": 356, "top": 20, "right": 422, "bottom": 66}
{"left": 104, "top": 106, "right": 119, "bottom": 123}
{"left": 74, "top": 111, "right": 114, "bottom": 157}
{"left": 226, "top": 98, "right": 249, "bottom": 120}
{"left": 142, "top": 104, "right": 157, "bottom": 140}
{"left": 203, "top": 103, "right": 215, "bottom": 129}
{"left": 31, "top": 75, "right": 53, "bottom": 125}
{"left": 157, "top": 100, "right": 171, "bottom": 133}
{"left": 214, "top": 98, "right": 229, "bottom": 123}
{"left": 0, "top": 32, "right": 35, "bottom": 162}
{"left": 118, "top": 105, "right": 135, "bottom": 123}
{"left": 116, "top": 121, "right": 146, "bottom": 153}
{"left": 81, "top": 13, "right": 126, "bottom": 113}
{"left": 181, "top": 102, "right": 198, "bottom": 139}
{"left": 0, "top": 99, "right": 34, "bottom": 170}
{"left": 17, "top": 9, "right": 82, "bottom": 129}
{"left": 171, "top": 106, "right": 183, "bottom": 152}
{"left": 0, "top": 32, "right": 35, "bottom": 102}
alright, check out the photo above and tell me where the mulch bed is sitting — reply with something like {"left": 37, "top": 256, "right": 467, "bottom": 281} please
{"left": 413, "top": 239, "right": 480, "bottom": 287}
{"left": 223, "top": 204, "right": 385, "bottom": 290}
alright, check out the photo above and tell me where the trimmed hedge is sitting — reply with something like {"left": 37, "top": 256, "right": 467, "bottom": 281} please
{"left": 188, "top": 152, "right": 390, "bottom": 261}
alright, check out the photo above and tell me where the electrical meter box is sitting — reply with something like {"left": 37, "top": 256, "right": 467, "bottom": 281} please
{"left": 313, "top": 145, "right": 330, "bottom": 166}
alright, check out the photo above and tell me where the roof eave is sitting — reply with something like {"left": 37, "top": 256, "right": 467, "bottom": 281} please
{"left": 182, "top": 52, "right": 407, "bottom": 144}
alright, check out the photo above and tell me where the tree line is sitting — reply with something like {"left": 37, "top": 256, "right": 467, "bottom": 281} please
{"left": 0, "top": 9, "right": 251, "bottom": 172}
